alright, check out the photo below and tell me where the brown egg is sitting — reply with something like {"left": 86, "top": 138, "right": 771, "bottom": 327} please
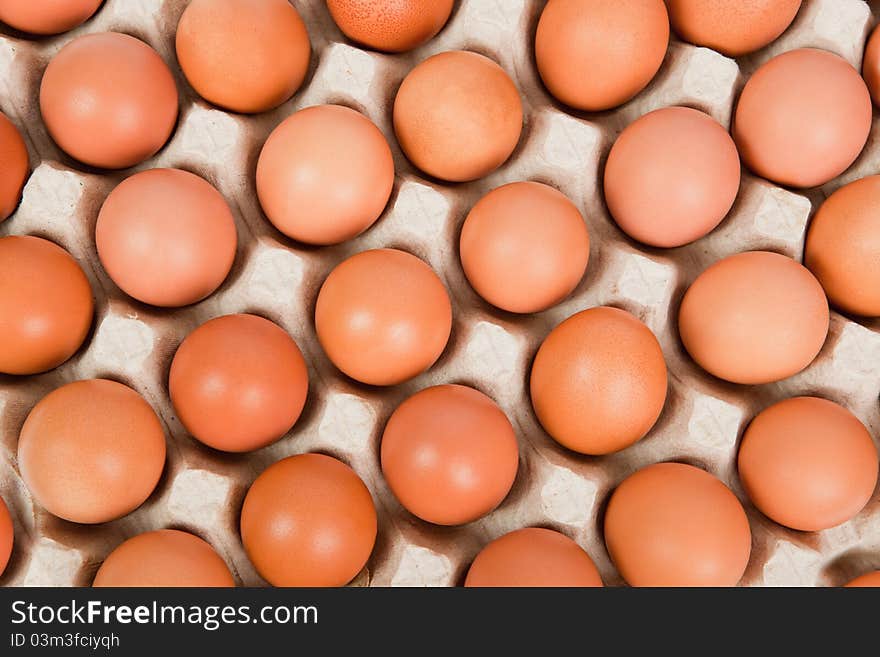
{"left": 18, "top": 380, "right": 166, "bottom": 524}
{"left": 604, "top": 106, "right": 740, "bottom": 248}
{"left": 169, "top": 314, "right": 309, "bottom": 453}
{"left": 530, "top": 306, "right": 667, "bottom": 455}
{"left": 678, "top": 251, "right": 829, "bottom": 384}
{"left": 0, "top": 111, "right": 28, "bottom": 221}
{"left": 256, "top": 105, "right": 394, "bottom": 245}
{"left": 0, "top": 0, "right": 102, "bottom": 35}
{"left": 241, "top": 453, "right": 377, "bottom": 587}
{"left": 863, "top": 26, "right": 880, "bottom": 106}
{"left": 604, "top": 462, "right": 752, "bottom": 586}
{"left": 738, "top": 397, "right": 878, "bottom": 532}
{"left": 40, "top": 32, "right": 178, "bottom": 169}
{"left": 393, "top": 50, "right": 522, "bottom": 182}
{"left": 327, "top": 0, "right": 453, "bottom": 53}
{"left": 535, "top": 0, "right": 669, "bottom": 111}
{"left": 176, "top": 0, "right": 310, "bottom": 114}
{"left": 93, "top": 530, "right": 234, "bottom": 587}
{"left": 315, "top": 248, "right": 452, "bottom": 386}
{"left": 381, "top": 384, "right": 519, "bottom": 526}
{"left": 0, "top": 497, "right": 12, "bottom": 577}
{"left": 465, "top": 528, "right": 603, "bottom": 587}
{"left": 805, "top": 176, "right": 880, "bottom": 317}
{"left": 460, "top": 181, "right": 590, "bottom": 313}
{"left": 96, "top": 169, "right": 237, "bottom": 307}
{"left": 845, "top": 571, "right": 880, "bottom": 587}
{"left": 734, "top": 48, "right": 871, "bottom": 188}
{"left": 0, "top": 236, "right": 93, "bottom": 375}
{"left": 666, "top": 0, "right": 802, "bottom": 57}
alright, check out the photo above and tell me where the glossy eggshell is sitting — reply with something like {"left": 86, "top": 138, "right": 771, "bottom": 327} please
{"left": 464, "top": 527, "right": 602, "bottom": 587}
{"left": 535, "top": 0, "right": 669, "bottom": 111}
{"left": 0, "top": 111, "right": 28, "bottom": 221}
{"left": 805, "top": 175, "right": 880, "bottom": 317}
{"left": 18, "top": 379, "right": 166, "bottom": 524}
{"left": 176, "top": 0, "right": 310, "bottom": 114}
{"left": 169, "top": 314, "right": 309, "bottom": 453}
{"left": 678, "top": 251, "right": 829, "bottom": 384}
{"left": 40, "top": 32, "right": 178, "bottom": 169}
{"left": 96, "top": 168, "right": 237, "bottom": 307}
{"left": 666, "top": 0, "right": 802, "bottom": 57}
{"left": 530, "top": 306, "right": 667, "bottom": 455}
{"left": 0, "top": 236, "right": 93, "bottom": 375}
{"left": 604, "top": 462, "right": 752, "bottom": 587}
{"left": 604, "top": 106, "right": 740, "bottom": 248}
{"left": 863, "top": 25, "right": 880, "bottom": 106}
{"left": 381, "top": 384, "right": 519, "bottom": 526}
{"left": 733, "top": 48, "right": 871, "bottom": 188}
{"left": 93, "top": 529, "right": 234, "bottom": 587}
{"left": 0, "top": 0, "right": 103, "bottom": 35}
{"left": 738, "top": 397, "right": 878, "bottom": 532}
{"left": 327, "top": 0, "right": 453, "bottom": 52}
{"left": 315, "top": 248, "right": 452, "bottom": 386}
{"left": 240, "top": 453, "right": 377, "bottom": 587}
{"left": 393, "top": 50, "right": 522, "bottom": 182}
{"left": 0, "top": 497, "right": 12, "bottom": 577}
{"left": 459, "top": 181, "right": 590, "bottom": 313}
{"left": 256, "top": 105, "right": 394, "bottom": 245}
{"left": 845, "top": 571, "right": 880, "bottom": 587}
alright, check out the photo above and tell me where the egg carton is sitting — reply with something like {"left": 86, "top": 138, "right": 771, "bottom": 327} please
{"left": 2, "top": 0, "right": 880, "bottom": 588}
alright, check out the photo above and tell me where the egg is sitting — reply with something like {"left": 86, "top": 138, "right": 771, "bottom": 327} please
{"left": 604, "top": 462, "right": 751, "bottom": 586}
{"left": 326, "top": 0, "right": 453, "bottom": 53}
{"left": 604, "top": 106, "right": 740, "bottom": 248}
{"left": 315, "top": 248, "right": 452, "bottom": 386}
{"left": 459, "top": 181, "right": 590, "bottom": 313}
{"left": 733, "top": 48, "right": 871, "bottom": 188}
{"left": 176, "top": 0, "right": 310, "bottom": 114}
{"left": 256, "top": 105, "right": 394, "bottom": 245}
{"left": 530, "top": 306, "right": 667, "bottom": 455}
{"left": 464, "top": 527, "right": 603, "bottom": 587}
{"left": 96, "top": 168, "right": 237, "bottom": 307}
{"left": 240, "top": 453, "right": 377, "bottom": 587}
{"left": 0, "top": 111, "right": 28, "bottom": 221}
{"left": 380, "top": 384, "right": 519, "bottom": 526}
{"left": 535, "top": 0, "right": 669, "bottom": 111}
{"left": 0, "top": 236, "right": 93, "bottom": 375}
{"left": 666, "top": 0, "right": 802, "bottom": 57}
{"left": 0, "top": 497, "right": 12, "bottom": 577}
{"left": 678, "top": 251, "right": 829, "bottom": 384}
{"left": 393, "top": 50, "right": 522, "bottom": 182}
{"left": 40, "top": 32, "right": 178, "bottom": 169}
{"left": 738, "top": 397, "right": 878, "bottom": 532}
{"left": 18, "top": 379, "right": 166, "bottom": 524}
{"left": 846, "top": 571, "right": 880, "bottom": 587}
{"left": 863, "top": 25, "right": 880, "bottom": 106}
{"left": 169, "top": 314, "right": 309, "bottom": 453}
{"left": 0, "top": 0, "right": 102, "bottom": 35}
{"left": 93, "top": 529, "right": 234, "bottom": 587}
{"left": 805, "top": 175, "right": 880, "bottom": 317}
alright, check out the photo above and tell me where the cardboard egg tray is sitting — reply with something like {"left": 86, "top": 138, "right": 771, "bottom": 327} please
{"left": 2, "top": 0, "right": 880, "bottom": 587}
